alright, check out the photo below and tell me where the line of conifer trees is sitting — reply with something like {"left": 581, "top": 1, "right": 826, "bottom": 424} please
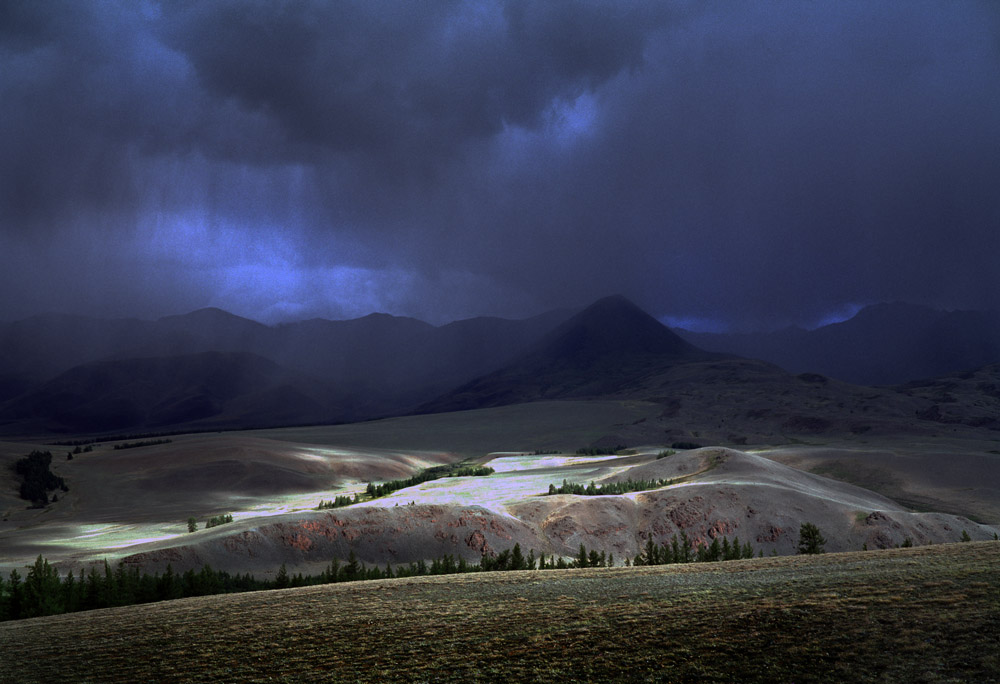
{"left": 575, "top": 445, "right": 627, "bottom": 455}
{"left": 112, "top": 438, "right": 173, "bottom": 450}
{"left": 317, "top": 466, "right": 494, "bottom": 510}
{"left": 316, "top": 494, "right": 358, "bottom": 509}
{"left": 204, "top": 513, "right": 234, "bottom": 529}
{"left": 0, "top": 531, "right": 760, "bottom": 623}
{"left": 631, "top": 531, "right": 756, "bottom": 565}
{"left": 547, "top": 477, "right": 674, "bottom": 496}
{"left": 364, "top": 464, "right": 493, "bottom": 499}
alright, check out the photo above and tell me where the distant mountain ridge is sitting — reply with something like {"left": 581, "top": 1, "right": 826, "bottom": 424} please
{"left": 417, "top": 295, "right": 717, "bottom": 413}
{"left": 1, "top": 297, "right": 999, "bottom": 437}
{"left": 677, "top": 302, "right": 1000, "bottom": 385}
{"left": 0, "top": 305, "right": 573, "bottom": 435}
{"left": 1, "top": 351, "right": 328, "bottom": 434}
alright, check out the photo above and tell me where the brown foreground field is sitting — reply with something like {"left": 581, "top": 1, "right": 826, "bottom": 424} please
{"left": 2, "top": 542, "right": 999, "bottom": 683}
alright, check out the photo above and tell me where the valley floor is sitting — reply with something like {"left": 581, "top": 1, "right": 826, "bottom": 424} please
{"left": 1, "top": 542, "right": 998, "bottom": 683}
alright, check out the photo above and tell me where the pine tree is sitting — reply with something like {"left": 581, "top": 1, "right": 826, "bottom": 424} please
{"left": 577, "top": 544, "right": 588, "bottom": 568}
{"left": 61, "top": 569, "right": 78, "bottom": 613}
{"left": 275, "top": 564, "right": 290, "bottom": 589}
{"left": 707, "top": 536, "right": 722, "bottom": 562}
{"left": 324, "top": 559, "right": 341, "bottom": 583}
{"left": 23, "top": 555, "right": 63, "bottom": 618}
{"left": 345, "top": 550, "right": 361, "bottom": 581}
{"left": 7, "top": 570, "right": 23, "bottom": 621}
{"left": 679, "top": 530, "right": 693, "bottom": 563}
{"left": 644, "top": 538, "right": 658, "bottom": 566}
{"left": 83, "top": 566, "right": 101, "bottom": 609}
{"left": 159, "top": 564, "right": 180, "bottom": 600}
{"left": 511, "top": 544, "right": 525, "bottom": 571}
{"left": 797, "top": 522, "right": 827, "bottom": 554}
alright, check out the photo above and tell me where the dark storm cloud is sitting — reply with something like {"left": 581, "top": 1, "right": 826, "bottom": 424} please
{"left": 154, "top": 1, "right": 666, "bottom": 162}
{"left": 0, "top": 0, "right": 998, "bottom": 327}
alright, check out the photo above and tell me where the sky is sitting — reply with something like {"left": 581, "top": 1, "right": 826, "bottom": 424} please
{"left": 1, "top": 0, "right": 998, "bottom": 331}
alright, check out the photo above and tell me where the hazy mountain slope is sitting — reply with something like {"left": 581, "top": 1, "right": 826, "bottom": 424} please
{"left": 0, "top": 306, "right": 572, "bottom": 433}
{"left": 679, "top": 302, "right": 1000, "bottom": 385}
{"left": 0, "top": 351, "right": 328, "bottom": 434}
{"left": 0, "top": 314, "right": 157, "bottom": 381}
{"left": 418, "top": 295, "right": 716, "bottom": 413}
{"left": 588, "top": 356, "right": 1000, "bottom": 451}
{"left": 4, "top": 297, "right": 999, "bottom": 437}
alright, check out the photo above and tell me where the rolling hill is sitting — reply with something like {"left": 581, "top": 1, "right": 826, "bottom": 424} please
{"left": 3, "top": 543, "right": 999, "bottom": 683}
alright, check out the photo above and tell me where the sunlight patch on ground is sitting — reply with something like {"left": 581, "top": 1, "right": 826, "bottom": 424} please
{"left": 486, "top": 452, "right": 623, "bottom": 472}
{"left": 288, "top": 446, "right": 445, "bottom": 469}
{"left": 224, "top": 483, "right": 370, "bottom": 520}
{"left": 355, "top": 457, "right": 636, "bottom": 515}
{"left": 39, "top": 523, "right": 187, "bottom": 556}
{"left": 104, "top": 533, "right": 184, "bottom": 549}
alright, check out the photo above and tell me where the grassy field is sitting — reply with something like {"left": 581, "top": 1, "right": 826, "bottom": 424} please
{"left": 2, "top": 542, "right": 998, "bottom": 683}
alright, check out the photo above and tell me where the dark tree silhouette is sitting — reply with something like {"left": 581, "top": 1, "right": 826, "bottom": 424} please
{"left": 798, "top": 522, "right": 826, "bottom": 554}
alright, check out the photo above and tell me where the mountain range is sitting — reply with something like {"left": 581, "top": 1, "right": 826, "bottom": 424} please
{"left": 677, "top": 302, "right": 1000, "bottom": 385}
{"left": 1, "top": 297, "right": 998, "bottom": 437}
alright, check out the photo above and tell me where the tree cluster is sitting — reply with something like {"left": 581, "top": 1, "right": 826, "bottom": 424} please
{"left": 364, "top": 464, "right": 493, "bottom": 500}
{"left": 205, "top": 514, "right": 234, "bottom": 529}
{"left": 546, "top": 477, "right": 672, "bottom": 496}
{"left": 632, "top": 532, "right": 756, "bottom": 566}
{"left": 575, "top": 445, "right": 627, "bottom": 456}
{"left": 0, "top": 556, "right": 262, "bottom": 622}
{"left": 366, "top": 471, "right": 439, "bottom": 499}
{"left": 13, "top": 451, "right": 67, "bottom": 507}
{"left": 113, "top": 439, "right": 173, "bottom": 450}
{"left": 316, "top": 494, "right": 358, "bottom": 510}
{"left": 446, "top": 465, "right": 495, "bottom": 477}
